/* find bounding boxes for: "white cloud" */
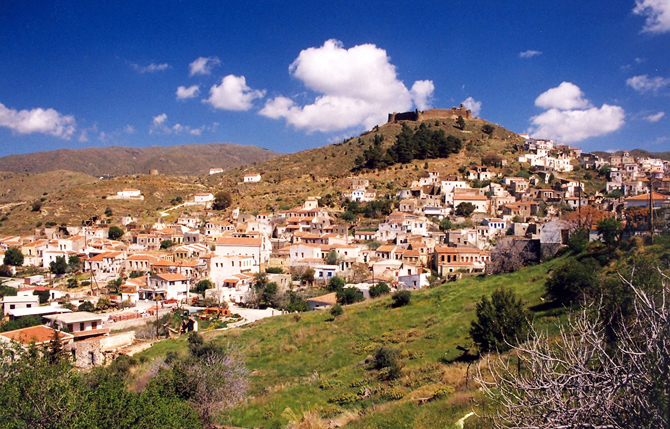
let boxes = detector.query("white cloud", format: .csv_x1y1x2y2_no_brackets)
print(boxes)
259,39,435,133
78,131,89,143
150,113,212,136
411,80,435,110
461,97,482,117
529,83,625,143
204,75,265,111
131,62,169,73
153,113,167,126
519,50,542,58
626,74,670,93
644,111,665,122
633,0,670,34
530,105,625,144
0,102,76,139
176,85,200,100
189,56,221,76
535,82,591,110
124,124,135,134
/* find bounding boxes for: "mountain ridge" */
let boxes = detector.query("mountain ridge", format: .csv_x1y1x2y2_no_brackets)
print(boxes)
0,143,280,176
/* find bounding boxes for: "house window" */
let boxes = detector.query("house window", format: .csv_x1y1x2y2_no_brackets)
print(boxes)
92,321,97,329
80,322,85,331
26,304,32,308
68,324,73,332
9,304,15,309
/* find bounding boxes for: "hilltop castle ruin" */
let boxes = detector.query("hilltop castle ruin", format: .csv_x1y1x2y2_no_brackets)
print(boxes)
387,105,473,123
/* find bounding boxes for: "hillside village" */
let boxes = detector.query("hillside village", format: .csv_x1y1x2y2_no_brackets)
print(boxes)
1,115,669,370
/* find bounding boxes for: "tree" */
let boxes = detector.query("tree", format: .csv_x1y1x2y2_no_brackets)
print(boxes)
470,287,528,354
341,211,355,222
96,296,112,311
104,206,113,217
160,239,175,249
369,282,391,298
545,258,600,305
455,202,476,217
31,200,41,212
50,256,68,275
67,255,82,272
482,152,502,167
482,124,495,135
284,292,309,312
194,279,213,294
108,226,124,240
3,247,24,267
33,289,49,304
567,227,590,253
324,250,340,265
456,115,466,130
391,290,411,307
47,328,65,364
477,270,670,428
486,241,530,275
336,287,364,305
78,301,96,312
301,268,315,286
597,217,623,246
212,191,233,211
439,218,454,231
327,276,346,293
151,333,249,426
67,278,79,289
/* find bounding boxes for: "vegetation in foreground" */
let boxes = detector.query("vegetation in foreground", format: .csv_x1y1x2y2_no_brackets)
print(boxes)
133,257,562,428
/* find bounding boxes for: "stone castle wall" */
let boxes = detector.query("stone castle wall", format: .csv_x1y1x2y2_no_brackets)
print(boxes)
388,105,473,123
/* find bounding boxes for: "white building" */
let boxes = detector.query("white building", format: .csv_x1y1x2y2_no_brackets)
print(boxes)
117,189,141,198
243,174,262,183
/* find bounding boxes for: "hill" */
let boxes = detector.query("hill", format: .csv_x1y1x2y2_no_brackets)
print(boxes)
0,143,280,176
0,170,98,205
0,114,527,233
136,256,564,428
592,149,670,161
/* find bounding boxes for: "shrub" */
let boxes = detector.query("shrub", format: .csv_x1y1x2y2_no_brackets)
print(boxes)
336,287,364,305
319,379,342,390
327,392,361,405
328,276,346,293
194,279,213,294
3,248,24,267
379,386,405,400
545,258,600,305
369,282,390,298
330,303,343,317
432,385,455,399
78,301,96,312
391,290,411,308
374,346,403,380
470,287,528,353
108,226,124,240
265,267,283,274
349,378,371,388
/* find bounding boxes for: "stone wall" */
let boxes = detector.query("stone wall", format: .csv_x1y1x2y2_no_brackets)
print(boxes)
388,105,473,123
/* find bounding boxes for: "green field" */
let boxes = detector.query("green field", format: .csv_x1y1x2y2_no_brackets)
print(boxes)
137,256,565,428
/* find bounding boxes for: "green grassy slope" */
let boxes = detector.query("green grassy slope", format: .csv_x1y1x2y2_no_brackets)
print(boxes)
137,256,565,428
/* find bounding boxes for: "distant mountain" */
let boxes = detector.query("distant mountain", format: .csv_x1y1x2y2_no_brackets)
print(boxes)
592,149,670,161
0,143,280,176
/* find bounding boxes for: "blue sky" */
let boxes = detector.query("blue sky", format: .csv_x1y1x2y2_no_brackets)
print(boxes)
0,1,668,157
